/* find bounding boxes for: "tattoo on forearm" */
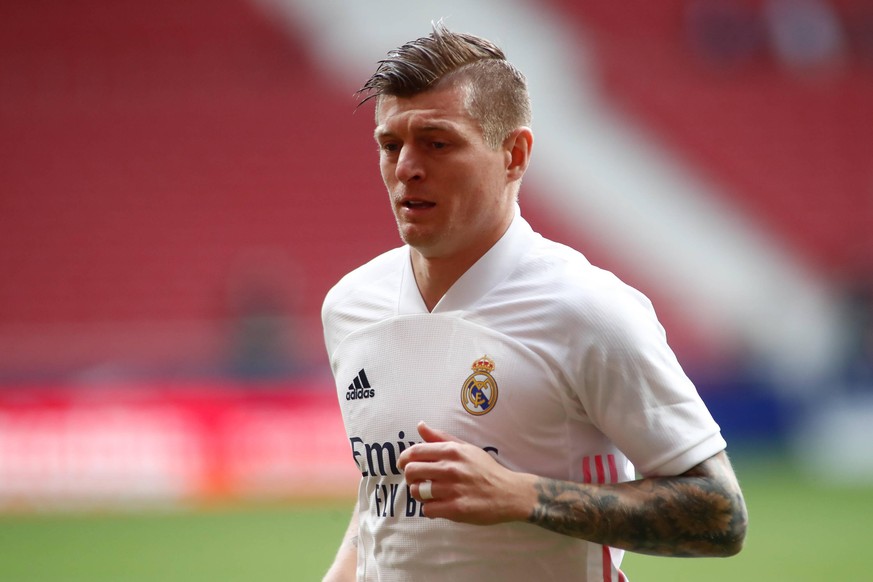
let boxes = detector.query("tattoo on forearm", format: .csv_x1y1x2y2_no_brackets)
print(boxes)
527,463,747,557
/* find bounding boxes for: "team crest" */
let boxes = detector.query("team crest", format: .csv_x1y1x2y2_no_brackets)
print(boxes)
461,356,498,416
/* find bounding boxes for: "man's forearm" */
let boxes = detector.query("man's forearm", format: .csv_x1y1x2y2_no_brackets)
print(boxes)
526,451,748,557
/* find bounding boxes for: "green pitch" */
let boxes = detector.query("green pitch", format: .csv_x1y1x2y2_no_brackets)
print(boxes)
0,500,355,582
0,455,869,581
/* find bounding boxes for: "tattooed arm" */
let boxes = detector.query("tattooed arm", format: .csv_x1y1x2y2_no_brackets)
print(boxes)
322,502,360,582
528,450,748,557
400,422,747,558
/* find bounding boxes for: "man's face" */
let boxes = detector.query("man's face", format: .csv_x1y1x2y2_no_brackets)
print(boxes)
374,84,517,262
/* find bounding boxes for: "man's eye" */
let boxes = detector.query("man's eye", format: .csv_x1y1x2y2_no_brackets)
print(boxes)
431,141,447,150
381,143,399,153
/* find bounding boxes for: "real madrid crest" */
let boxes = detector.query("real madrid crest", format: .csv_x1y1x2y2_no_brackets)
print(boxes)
461,355,498,416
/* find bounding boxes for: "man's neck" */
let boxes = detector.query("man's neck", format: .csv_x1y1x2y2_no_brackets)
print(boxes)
410,251,474,312
409,210,516,311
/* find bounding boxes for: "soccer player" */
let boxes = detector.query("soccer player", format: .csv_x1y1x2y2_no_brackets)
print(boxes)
321,23,748,581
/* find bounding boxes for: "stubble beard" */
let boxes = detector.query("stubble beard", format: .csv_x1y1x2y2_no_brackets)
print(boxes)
394,213,451,259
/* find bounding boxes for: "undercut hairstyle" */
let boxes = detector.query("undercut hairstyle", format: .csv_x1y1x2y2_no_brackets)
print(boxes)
358,22,532,150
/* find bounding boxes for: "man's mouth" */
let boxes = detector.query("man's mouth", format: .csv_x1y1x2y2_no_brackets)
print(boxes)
401,199,436,210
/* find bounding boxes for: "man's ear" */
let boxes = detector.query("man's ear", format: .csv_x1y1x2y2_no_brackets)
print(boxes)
504,127,534,181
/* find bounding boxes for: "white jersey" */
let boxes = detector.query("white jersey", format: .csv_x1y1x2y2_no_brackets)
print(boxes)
322,209,726,582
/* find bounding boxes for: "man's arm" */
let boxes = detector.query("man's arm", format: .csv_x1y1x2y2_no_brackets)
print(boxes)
322,503,360,582
398,422,747,558
528,450,747,557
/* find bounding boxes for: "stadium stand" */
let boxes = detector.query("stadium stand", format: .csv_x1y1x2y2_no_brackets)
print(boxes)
2,0,870,382
545,0,873,277
0,0,398,380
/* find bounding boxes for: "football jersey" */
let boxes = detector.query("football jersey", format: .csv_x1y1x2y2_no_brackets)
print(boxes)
322,208,726,582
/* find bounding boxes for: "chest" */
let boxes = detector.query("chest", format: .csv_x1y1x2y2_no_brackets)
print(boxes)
331,315,594,477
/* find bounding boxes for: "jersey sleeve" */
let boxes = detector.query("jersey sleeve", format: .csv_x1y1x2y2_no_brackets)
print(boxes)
567,273,726,477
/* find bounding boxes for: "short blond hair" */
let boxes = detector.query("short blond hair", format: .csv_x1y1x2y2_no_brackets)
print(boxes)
358,22,531,149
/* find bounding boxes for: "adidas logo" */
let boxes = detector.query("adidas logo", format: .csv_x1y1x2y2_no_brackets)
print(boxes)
346,369,375,401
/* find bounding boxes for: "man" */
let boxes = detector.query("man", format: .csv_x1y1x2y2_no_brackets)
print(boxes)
321,23,747,581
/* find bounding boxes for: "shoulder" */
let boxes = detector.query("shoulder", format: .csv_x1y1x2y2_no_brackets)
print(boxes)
522,236,657,326
471,232,665,362
323,246,406,311
321,246,406,354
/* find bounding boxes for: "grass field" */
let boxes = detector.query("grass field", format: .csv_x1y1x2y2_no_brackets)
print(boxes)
1,454,870,581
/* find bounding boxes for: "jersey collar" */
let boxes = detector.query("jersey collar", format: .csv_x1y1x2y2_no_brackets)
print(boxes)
398,205,536,315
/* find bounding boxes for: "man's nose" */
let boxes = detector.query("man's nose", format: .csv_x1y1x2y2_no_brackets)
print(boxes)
395,146,424,182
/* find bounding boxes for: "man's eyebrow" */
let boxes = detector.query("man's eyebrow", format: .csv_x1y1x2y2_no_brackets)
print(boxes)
419,124,454,133
374,121,457,140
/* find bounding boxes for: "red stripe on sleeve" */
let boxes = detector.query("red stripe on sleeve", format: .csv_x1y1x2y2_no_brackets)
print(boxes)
607,454,618,484
595,455,606,484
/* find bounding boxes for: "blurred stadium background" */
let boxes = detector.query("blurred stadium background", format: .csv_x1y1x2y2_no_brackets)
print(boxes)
1,0,872,579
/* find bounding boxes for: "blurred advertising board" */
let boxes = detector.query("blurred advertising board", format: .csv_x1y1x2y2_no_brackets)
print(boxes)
0,382,358,511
